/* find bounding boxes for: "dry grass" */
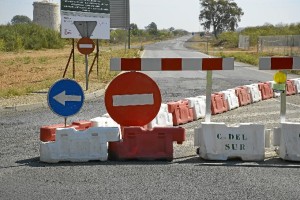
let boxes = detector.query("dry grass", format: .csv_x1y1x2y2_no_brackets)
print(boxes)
0,46,139,98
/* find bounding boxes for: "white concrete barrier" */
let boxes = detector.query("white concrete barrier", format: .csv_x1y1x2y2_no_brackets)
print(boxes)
185,97,206,120
268,81,281,97
278,122,300,161
40,127,121,163
245,84,262,103
147,103,173,129
221,89,239,110
291,78,300,94
194,122,265,161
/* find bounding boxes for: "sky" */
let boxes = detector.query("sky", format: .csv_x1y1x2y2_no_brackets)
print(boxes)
0,0,300,32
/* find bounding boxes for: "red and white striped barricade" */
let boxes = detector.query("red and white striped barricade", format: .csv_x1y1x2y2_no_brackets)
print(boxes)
110,58,234,71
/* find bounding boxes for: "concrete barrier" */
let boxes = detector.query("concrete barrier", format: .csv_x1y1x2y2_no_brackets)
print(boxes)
194,122,265,161
278,122,300,161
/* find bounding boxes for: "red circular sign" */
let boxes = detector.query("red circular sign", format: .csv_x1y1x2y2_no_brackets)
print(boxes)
105,72,161,126
77,37,95,55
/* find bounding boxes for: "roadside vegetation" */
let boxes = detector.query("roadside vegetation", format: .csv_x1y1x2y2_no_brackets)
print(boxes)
187,23,300,67
0,20,188,98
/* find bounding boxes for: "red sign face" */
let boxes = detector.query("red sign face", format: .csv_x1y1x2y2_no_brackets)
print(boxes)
105,72,162,126
77,37,95,55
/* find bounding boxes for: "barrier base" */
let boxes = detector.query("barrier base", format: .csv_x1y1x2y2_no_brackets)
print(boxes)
108,127,185,161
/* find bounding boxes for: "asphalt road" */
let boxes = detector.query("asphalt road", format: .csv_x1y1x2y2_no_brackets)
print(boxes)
1,35,300,200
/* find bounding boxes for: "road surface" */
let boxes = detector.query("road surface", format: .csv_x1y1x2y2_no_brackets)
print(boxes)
1,35,300,200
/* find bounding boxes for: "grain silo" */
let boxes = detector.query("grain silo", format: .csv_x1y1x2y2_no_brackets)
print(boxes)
33,0,60,31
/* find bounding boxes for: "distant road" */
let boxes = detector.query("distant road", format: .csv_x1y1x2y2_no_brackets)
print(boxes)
1,35,300,200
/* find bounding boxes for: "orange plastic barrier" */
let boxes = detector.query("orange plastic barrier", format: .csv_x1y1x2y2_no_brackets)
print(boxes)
258,82,273,100
108,127,185,161
211,93,228,115
235,87,251,106
72,121,92,130
286,80,296,96
40,124,78,142
167,100,194,126
40,121,92,142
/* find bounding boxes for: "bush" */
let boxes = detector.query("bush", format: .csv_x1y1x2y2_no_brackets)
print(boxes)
0,23,65,52
212,32,239,48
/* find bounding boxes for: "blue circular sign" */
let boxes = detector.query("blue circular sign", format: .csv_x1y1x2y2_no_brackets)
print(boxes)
48,79,84,117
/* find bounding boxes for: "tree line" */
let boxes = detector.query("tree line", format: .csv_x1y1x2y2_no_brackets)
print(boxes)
0,15,188,52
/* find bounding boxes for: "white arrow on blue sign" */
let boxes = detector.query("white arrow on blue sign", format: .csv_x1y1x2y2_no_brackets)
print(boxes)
48,79,84,117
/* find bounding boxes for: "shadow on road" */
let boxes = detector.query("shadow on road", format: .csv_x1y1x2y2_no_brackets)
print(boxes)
174,156,300,169
14,155,300,169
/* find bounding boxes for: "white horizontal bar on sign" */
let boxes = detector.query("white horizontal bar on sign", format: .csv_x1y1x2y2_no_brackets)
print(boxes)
259,57,271,70
293,57,300,69
113,94,154,106
79,44,94,48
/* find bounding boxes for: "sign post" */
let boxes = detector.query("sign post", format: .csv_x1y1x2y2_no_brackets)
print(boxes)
48,79,84,125
77,37,95,90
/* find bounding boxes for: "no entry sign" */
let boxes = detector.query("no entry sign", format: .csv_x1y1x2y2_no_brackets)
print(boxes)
105,72,162,126
77,37,95,55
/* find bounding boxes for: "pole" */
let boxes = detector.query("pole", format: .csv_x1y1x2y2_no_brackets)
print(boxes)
64,117,67,127
85,55,89,90
205,71,213,122
128,28,131,49
72,39,75,79
280,71,287,123
97,39,99,77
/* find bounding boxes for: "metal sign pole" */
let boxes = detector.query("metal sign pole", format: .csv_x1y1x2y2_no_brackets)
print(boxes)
280,70,287,123
85,55,89,90
205,71,213,122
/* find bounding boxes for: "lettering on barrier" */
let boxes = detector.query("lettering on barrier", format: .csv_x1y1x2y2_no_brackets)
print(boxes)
217,133,248,151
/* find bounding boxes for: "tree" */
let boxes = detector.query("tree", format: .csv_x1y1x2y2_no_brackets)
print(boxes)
199,0,243,38
11,15,32,25
145,22,158,35
130,23,139,36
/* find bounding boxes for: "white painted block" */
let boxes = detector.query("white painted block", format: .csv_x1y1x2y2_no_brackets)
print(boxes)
279,122,300,161
268,81,281,97
194,122,265,161
40,127,121,163
185,97,206,119
291,78,300,94
221,89,239,110
147,103,173,129
245,84,262,103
